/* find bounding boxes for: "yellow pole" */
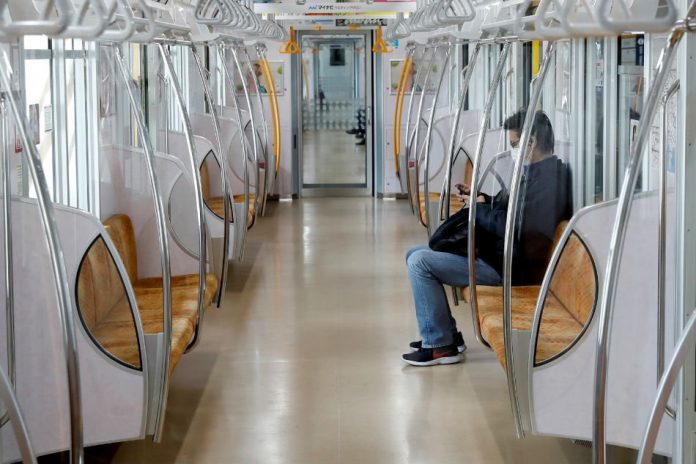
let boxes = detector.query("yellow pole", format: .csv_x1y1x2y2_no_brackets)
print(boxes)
260,59,281,176
393,57,412,177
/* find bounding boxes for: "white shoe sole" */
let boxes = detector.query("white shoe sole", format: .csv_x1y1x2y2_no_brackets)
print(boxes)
410,344,467,354
401,354,462,366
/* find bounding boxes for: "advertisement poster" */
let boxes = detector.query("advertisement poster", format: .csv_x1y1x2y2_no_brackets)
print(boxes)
29,104,40,145
234,60,284,96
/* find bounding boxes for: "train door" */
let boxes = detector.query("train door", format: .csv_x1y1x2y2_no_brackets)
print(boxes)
296,31,373,196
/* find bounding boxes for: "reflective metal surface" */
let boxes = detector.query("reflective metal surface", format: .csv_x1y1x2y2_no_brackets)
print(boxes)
0,50,84,464
466,43,511,349
158,43,208,351
502,41,557,439
592,27,683,464
191,44,232,308
113,44,172,443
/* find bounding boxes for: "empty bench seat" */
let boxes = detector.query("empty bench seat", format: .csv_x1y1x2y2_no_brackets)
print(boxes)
201,160,256,227
463,222,596,367
418,192,466,223
77,215,219,373
205,194,256,227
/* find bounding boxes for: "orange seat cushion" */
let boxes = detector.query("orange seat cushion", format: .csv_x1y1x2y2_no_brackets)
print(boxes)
418,192,466,223
100,214,220,373
206,195,255,226
471,286,583,367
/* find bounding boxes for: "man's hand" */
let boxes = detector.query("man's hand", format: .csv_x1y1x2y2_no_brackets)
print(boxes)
454,184,484,204
455,183,470,195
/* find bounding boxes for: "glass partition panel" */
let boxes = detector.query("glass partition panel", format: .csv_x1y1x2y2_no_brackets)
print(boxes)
301,35,369,189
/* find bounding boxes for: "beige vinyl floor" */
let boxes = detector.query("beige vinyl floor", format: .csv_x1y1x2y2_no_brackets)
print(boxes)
92,198,602,464
302,130,367,186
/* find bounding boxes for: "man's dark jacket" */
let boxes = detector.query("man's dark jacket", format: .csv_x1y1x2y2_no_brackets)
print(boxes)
475,155,572,285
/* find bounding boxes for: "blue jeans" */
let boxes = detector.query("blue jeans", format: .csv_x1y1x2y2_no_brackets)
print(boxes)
406,245,502,348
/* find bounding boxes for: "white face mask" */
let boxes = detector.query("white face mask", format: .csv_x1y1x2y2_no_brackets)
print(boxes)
510,147,521,162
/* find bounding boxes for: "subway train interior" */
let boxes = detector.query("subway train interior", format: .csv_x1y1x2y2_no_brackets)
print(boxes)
0,0,695,463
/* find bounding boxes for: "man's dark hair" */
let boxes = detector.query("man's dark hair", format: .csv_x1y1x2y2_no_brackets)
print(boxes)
503,109,555,155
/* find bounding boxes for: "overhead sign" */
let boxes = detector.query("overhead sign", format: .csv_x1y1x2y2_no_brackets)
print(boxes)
254,0,416,15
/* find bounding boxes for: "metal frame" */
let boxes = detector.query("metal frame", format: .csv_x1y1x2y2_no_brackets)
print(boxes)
422,41,452,236
466,41,512,349
157,43,208,351
295,30,374,197
229,43,260,221
0,49,84,464
190,43,232,308
112,43,172,444
0,95,15,429
217,43,250,256
411,44,439,221
0,364,37,464
591,16,691,463
441,42,481,220
637,308,696,464
241,45,270,215
501,41,557,439
403,44,431,212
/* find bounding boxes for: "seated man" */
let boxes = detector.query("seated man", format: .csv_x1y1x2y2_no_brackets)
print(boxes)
401,109,572,366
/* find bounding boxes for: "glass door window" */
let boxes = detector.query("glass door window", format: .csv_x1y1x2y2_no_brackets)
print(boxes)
300,33,371,192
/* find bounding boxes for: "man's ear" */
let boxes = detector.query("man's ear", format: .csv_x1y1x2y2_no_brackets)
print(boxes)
529,135,538,149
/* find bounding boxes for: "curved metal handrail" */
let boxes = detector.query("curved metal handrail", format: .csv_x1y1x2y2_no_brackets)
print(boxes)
393,45,415,183
422,42,452,235
501,41,557,439
158,43,208,352
0,50,84,464
217,43,250,257
636,309,696,464
441,42,481,220
466,42,511,350
403,44,430,213
242,45,270,215
256,44,281,192
112,44,172,443
230,43,260,225
190,43,232,308
591,8,694,461
0,364,37,463
411,44,440,226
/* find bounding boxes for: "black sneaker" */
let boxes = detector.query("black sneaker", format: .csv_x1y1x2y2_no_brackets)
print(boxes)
409,332,466,353
401,343,462,366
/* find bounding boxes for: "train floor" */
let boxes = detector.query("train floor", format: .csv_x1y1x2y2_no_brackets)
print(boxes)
85,197,597,464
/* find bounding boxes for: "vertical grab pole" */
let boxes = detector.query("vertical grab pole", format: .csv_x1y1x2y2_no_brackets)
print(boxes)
256,44,280,195
242,46,270,215
230,44,259,228
158,43,208,350
190,43,232,308
0,95,15,429
422,43,451,236
502,41,556,439
412,45,439,227
112,45,172,443
393,44,414,187
592,23,688,464
218,44,250,259
0,51,84,464
441,43,481,220
0,364,36,463
658,80,679,417
466,42,511,349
